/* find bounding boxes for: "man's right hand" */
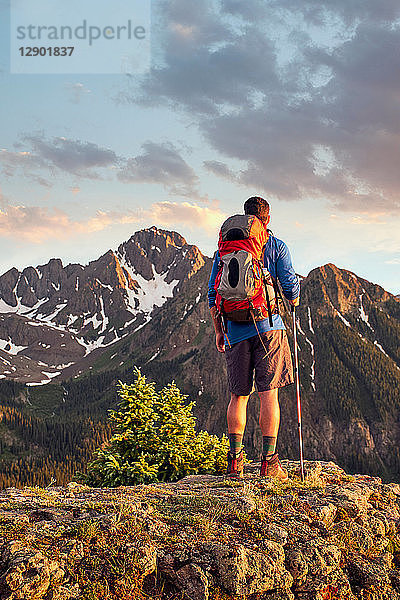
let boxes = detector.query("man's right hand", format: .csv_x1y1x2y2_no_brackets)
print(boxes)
216,332,225,353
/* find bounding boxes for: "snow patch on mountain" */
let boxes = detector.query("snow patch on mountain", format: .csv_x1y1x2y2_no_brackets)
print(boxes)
34,267,43,280
132,315,152,334
0,299,17,313
117,250,179,315
146,349,160,363
182,303,193,319
307,307,315,334
36,302,68,323
83,311,103,331
77,335,107,356
95,278,113,292
304,336,316,391
303,310,316,391
67,314,80,328
296,317,306,336
42,370,61,379
359,294,374,331
336,310,351,328
0,297,49,316
98,296,108,334
374,340,390,359
0,338,28,355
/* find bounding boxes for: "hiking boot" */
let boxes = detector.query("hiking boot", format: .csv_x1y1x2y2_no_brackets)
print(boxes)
260,452,288,481
226,450,244,478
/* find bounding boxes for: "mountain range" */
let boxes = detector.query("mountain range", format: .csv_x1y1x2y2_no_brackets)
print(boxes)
0,227,204,384
0,227,399,486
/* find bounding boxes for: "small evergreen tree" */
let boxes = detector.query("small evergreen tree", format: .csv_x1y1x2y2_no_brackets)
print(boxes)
82,368,229,486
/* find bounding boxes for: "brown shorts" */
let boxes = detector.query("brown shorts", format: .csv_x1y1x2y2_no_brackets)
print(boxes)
225,330,294,395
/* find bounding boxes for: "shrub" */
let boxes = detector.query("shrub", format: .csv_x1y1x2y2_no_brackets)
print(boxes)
82,368,229,486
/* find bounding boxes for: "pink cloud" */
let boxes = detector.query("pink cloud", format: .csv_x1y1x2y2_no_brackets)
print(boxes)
0,200,225,243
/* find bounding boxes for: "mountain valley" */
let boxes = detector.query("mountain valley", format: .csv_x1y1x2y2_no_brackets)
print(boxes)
0,227,399,487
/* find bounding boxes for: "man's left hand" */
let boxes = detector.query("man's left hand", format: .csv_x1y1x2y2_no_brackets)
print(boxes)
215,332,225,353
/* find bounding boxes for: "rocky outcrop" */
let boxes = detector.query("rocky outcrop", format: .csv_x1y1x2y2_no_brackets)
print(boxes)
0,461,399,599
303,263,393,319
116,226,205,285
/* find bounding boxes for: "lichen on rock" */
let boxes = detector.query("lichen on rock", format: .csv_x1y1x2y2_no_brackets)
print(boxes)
0,460,399,599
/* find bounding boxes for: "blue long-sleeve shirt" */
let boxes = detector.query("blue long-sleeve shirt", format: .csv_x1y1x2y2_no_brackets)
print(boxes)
208,235,300,345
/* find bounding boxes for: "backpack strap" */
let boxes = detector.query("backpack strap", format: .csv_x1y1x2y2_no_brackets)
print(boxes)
249,307,269,359
218,299,232,348
260,232,289,316
271,235,289,314
263,283,274,327
260,233,275,326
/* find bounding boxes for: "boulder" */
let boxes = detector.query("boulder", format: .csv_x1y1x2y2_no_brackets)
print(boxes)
0,541,64,600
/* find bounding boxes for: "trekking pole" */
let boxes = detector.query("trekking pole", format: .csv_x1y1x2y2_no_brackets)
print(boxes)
292,305,305,481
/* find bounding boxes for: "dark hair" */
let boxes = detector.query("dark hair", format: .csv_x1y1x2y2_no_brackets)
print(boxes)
244,196,270,223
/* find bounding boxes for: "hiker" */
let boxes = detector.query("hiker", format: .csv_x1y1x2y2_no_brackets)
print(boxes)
208,196,300,479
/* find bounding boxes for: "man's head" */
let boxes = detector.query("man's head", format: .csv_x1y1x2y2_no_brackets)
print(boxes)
244,196,270,225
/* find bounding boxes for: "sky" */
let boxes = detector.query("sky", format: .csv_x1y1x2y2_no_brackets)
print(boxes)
0,0,399,294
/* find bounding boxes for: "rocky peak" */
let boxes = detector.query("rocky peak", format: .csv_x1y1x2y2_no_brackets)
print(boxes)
85,250,131,290
138,226,187,250
302,263,392,320
0,268,20,307
116,226,205,284
0,258,69,310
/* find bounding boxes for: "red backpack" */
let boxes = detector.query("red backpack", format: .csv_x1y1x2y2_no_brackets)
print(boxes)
214,214,277,326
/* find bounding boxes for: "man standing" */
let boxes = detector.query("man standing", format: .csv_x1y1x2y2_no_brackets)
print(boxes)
208,197,300,479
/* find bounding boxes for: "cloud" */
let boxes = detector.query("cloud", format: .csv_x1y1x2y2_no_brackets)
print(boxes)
2,135,204,198
269,0,400,25
334,193,398,216
132,1,278,115
221,0,269,21
128,2,400,215
350,214,387,225
160,0,232,47
222,0,400,25
203,160,237,180
0,198,224,243
65,82,91,103
0,136,119,182
198,23,400,211
0,148,50,186
0,204,79,243
143,200,226,232
0,202,140,244
25,135,119,178
118,141,199,196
